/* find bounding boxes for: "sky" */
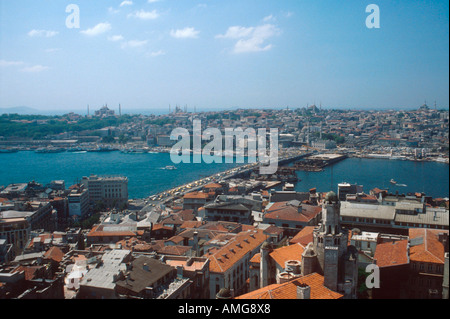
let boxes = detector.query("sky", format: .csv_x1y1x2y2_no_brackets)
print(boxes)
0,0,449,114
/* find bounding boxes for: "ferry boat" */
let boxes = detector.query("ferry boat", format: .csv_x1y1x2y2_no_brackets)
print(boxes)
390,179,397,184
162,165,177,170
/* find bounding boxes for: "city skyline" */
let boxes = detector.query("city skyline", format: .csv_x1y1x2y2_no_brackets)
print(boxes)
0,0,449,112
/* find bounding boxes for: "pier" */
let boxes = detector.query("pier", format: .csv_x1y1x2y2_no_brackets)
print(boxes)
293,153,347,172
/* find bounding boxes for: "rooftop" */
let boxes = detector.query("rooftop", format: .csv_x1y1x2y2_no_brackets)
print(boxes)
235,273,343,299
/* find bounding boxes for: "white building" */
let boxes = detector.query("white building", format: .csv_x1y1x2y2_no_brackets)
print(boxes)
68,187,90,220
81,175,128,208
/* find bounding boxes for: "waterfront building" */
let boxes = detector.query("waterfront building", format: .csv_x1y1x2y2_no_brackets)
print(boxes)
157,135,175,147
183,192,209,211
81,175,128,208
311,139,337,150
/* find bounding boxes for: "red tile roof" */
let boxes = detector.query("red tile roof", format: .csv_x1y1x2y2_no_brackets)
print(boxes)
183,191,209,199
235,273,343,299
44,246,64,263
409,228,448,264
373,239,409,268
269,243,305,268
265,202,321,223
207,230,267,273
290,226,315,246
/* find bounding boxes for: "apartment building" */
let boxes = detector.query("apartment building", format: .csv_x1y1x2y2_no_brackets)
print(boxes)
206,229,267,299
81,175,128,208
68,187,90,220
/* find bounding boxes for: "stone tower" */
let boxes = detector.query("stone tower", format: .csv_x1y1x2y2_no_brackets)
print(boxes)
312,191,356,297
260,241,274,288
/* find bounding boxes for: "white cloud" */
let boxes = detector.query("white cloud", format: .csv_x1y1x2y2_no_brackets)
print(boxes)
147,0,160,3
80,23,112,36
120,1,133,7
170,27,200,39
148,50,165,57
263,15,275,22
121,40,148,49
216,26,254,39
28,29,59,38
21,65,49,73
108,7,120,14
216,24,280,53
0,60,24,67
128,10,159,20
108,35,124,42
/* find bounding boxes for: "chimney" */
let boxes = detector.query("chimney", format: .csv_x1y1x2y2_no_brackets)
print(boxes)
193,231,199,256
297,284,311,300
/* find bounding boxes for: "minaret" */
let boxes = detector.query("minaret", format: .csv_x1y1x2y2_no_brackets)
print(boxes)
119,104,122,116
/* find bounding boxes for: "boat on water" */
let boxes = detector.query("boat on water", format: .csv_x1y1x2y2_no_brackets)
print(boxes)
435,157,449,163
390,179,397,184
162,165,177,170
88,147,116,152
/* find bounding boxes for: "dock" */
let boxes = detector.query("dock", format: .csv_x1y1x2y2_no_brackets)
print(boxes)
294,153,347,171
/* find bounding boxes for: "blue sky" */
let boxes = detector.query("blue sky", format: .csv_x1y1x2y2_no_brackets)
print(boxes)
0,0,448,113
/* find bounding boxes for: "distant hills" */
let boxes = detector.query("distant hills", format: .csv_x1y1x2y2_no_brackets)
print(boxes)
0,106,41,115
